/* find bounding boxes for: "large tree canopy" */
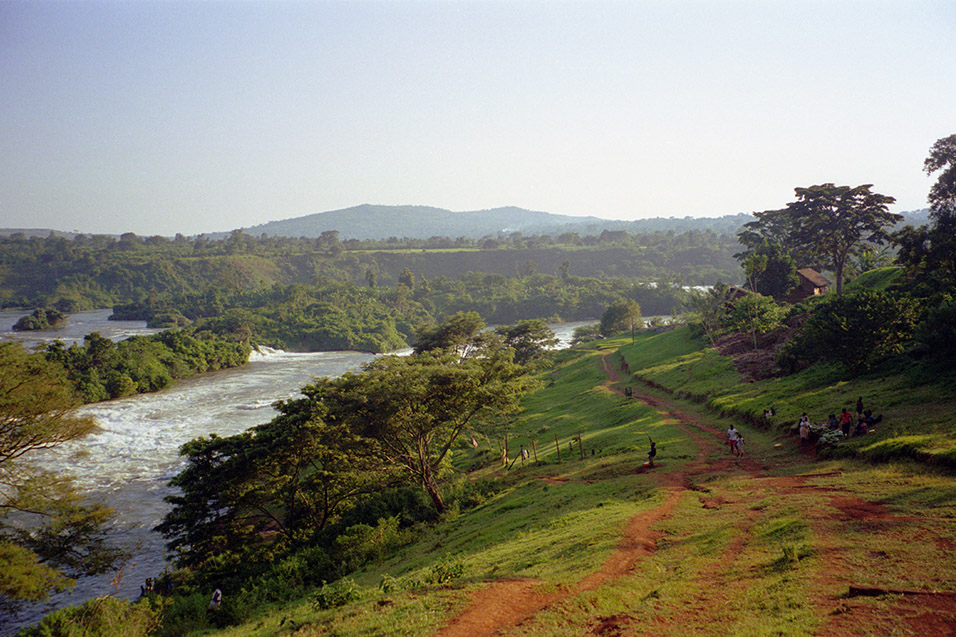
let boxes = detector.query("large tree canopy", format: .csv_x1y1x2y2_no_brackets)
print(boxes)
740,242,799,299
494,319,558,366
0,343,122,605
599,299,642,337
305,347,532,513
744,183,899,295
895,134,956,288
158,402,382,569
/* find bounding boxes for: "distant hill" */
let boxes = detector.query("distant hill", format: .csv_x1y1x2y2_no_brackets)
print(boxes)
0,207,931,242
230,205,602,241
228,205,932,241
230,205,762,241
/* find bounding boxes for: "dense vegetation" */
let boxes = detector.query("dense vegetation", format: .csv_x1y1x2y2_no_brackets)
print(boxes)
11,308,67,331
4,135,954,634
0,227,740,352
42,328,251,404
0,344,124,611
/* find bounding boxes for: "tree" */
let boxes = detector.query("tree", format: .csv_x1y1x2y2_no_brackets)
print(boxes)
0,343,122,604
739,242,799,299
925,134,956,216
895,134,956,287
748,184,900,294
495,319,559,366
725,293,786,350
158,403,381,569
599,299,642,337
306,348,532,513
801,290,919,375
398,267,415,290
687,284,735,347
413,311,487,359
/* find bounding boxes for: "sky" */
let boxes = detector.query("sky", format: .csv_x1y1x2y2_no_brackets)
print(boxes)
2,1,954,237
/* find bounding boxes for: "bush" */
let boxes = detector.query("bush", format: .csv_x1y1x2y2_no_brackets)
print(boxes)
915,295,956,360
334,517,407,571
20,596,165,637
310,578,364,610
444,477,501,510
423,556,465,586
800,290,920,375
571,323,601,346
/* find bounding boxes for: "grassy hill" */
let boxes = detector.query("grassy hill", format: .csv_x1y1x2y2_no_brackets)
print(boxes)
98,326,954,637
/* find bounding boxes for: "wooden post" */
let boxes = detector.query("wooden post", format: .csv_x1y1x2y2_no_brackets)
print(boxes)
502,435,508,466
554,434,561,462
531,438,538,462
578,434,584,460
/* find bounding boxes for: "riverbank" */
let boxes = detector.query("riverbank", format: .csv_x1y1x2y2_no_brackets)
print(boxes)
28,328,956,636
226,333,956,635
3,319,593,635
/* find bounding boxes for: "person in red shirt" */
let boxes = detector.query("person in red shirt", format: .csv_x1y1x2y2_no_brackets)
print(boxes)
839,408,853,437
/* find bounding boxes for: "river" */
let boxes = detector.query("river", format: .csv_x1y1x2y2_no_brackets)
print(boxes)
0,311,593,633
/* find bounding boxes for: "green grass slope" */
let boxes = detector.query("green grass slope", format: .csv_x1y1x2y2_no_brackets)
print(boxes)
621,326,956,468
181,333,956,636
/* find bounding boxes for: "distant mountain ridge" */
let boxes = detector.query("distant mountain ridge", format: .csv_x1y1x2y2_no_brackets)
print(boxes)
234,204,930,241
233,204,604,241
0,207,931,241
232,204,763,241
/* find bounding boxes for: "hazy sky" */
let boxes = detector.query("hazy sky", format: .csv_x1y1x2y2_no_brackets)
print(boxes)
2,1,954,236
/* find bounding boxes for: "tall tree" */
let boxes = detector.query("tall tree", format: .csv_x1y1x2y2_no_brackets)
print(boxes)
895,134,956,287
413,311,487,359
158,403,382,568
740,242,799,299
599,299,642,337
306,348,531,513
495,319,558,366
748,184,899,294
0,343,122,604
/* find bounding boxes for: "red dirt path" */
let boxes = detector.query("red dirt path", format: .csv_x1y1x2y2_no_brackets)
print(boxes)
433,350,956,636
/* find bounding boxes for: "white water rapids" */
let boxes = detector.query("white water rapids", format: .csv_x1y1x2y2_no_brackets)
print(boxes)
1,312,591,633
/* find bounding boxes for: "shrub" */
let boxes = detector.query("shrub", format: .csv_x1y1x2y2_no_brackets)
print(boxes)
19,596,165,637
334,517,407,571
310,578,364,610
915,294,956,360
800,290,920,375
423,556,465,586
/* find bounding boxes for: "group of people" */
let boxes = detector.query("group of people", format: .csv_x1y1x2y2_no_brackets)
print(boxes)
801,396,882,441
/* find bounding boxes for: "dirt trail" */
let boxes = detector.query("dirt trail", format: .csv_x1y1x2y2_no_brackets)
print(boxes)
436,352,740,636
435,350,956,636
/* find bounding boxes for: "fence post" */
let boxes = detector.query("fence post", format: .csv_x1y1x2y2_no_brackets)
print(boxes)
531,438,538,462
554,434,561,462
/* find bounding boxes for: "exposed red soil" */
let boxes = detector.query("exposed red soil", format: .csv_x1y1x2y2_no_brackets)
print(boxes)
433,350,956,637
713,321,800,382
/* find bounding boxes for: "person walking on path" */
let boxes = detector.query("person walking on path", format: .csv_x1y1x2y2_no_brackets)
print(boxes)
727,425,740,456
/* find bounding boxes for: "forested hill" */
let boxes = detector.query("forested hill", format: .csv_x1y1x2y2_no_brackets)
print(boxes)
225,206,931,242
233,205,760,241
234,205,603,240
